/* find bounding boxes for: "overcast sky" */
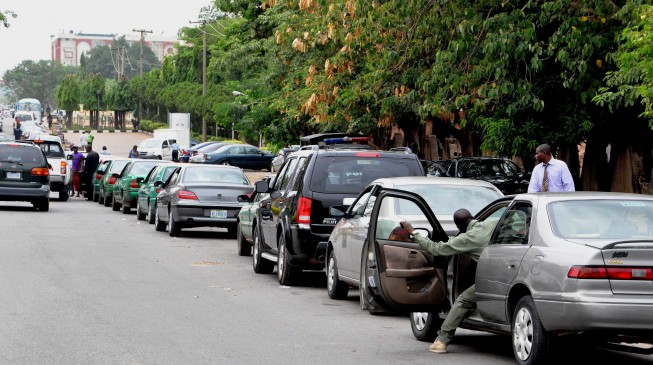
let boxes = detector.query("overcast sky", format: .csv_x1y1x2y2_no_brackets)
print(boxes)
1,0,211,73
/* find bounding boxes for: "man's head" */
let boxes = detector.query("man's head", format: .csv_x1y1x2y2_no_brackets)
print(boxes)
534,144,552,164
453,209,473,233
72,145,78,152
102,146,107,151
85,145,92,152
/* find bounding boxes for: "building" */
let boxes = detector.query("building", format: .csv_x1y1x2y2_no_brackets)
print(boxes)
51,30,178,67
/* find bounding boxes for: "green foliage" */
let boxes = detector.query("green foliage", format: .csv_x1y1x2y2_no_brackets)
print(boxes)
1,9,16,28
3,60,77,106
139,119,168,132
57,74,81,112
84,36,161,79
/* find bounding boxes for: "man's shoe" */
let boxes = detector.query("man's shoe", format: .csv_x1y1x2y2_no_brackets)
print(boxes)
429,340,447,354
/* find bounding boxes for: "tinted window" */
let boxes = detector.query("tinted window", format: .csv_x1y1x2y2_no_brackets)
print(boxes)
161,166,177,182
492,203,532,245
182,167,249,185
131,161,163,175
278,158,299,191
0,146,45,164
35,141,64,158
458,159,520,178
144,165,159,183
397,184,502,216
310,157,420,194
109,160,130,174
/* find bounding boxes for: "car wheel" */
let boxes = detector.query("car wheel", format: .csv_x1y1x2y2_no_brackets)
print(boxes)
121,202,131,214
277,233,301,286
157,155,162,160
359,242,385,315
237,222,252,256
111,195,121,211
219,161,230,166
512,296,549,365
136,200,146,220
103,193,111,207
252,228,273,274
168,210,181,236
147,200,156,224
93,188,99,202
36,198,49,212
154,205,166,232
58,190,69,201
326,250,349,299
410,312,442,342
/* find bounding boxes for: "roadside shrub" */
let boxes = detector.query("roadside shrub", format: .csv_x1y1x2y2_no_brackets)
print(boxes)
139,119,167,132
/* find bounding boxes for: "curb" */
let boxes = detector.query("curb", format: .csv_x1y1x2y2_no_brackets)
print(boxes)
62,130,146,133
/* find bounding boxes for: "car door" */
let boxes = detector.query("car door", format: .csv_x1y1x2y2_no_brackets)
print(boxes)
475,200,533,324
363,188,450,312
157,168,181,222
242,146,263,169
138,165,159,210
259,158,293,248
227,145,246,167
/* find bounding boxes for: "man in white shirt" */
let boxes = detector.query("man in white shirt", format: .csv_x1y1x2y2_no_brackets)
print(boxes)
79,131,88,148
528,144,575,192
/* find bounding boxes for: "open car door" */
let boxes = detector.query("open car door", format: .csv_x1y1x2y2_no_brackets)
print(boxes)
362,188,450,312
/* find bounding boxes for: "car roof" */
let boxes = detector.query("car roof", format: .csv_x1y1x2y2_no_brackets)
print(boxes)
515,191,653,203
373,176,504,191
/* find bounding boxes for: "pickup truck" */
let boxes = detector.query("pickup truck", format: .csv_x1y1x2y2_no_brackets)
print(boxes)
30,135,72,201
137,138,175,160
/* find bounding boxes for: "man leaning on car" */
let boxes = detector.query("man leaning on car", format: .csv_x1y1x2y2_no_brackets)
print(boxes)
400,209,497,354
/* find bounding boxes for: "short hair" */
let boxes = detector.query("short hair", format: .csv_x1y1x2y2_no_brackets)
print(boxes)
536,144,552,155
102,146,107,150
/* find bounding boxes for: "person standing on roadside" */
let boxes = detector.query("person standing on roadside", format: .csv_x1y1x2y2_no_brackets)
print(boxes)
399,209,498,354
527,144,575,193
79,131,88,149
86,131,94,149
70,146,85,197
47,113,53,129
129,145,139,158
83,145,100,200
171,139,180,162
99,146,111,156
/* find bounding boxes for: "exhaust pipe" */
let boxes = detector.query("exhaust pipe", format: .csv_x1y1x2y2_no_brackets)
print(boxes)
317,255,325,263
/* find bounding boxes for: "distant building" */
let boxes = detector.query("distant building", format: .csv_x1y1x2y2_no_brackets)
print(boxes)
51,30,178,67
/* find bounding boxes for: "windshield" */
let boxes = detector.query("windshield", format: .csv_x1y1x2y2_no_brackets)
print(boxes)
397,184,502,216
0,146,45,164
16,114,34,122
549,200,653,239
182,167,249,185
138,139,162,148
34,141,65,158
457,159,520,178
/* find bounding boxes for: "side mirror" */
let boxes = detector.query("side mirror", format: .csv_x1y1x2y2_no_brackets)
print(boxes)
255,180,270,193
153,181,163,188
237,194,252,203
136,177,144,184
329,205,347,218
66,154,73,160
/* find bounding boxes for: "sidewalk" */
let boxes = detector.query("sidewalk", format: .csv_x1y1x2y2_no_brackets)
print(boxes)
62,131,151,158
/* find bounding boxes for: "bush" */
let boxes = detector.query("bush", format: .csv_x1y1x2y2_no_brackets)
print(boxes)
139,119,167,132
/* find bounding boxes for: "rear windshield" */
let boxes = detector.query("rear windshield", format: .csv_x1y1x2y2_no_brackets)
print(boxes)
0,145,45,164
182,167,249,185
34,141,64,158
15,114,34,122
109,160,130,174
310,156,422,194
138,139,162,148
549,200,653,239
130,161,164,175
396,184,503,216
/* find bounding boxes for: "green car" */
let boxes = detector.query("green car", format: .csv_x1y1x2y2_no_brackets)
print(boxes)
91,156,117,202
112,160,171,214
98,158,131,207
135,163,180,223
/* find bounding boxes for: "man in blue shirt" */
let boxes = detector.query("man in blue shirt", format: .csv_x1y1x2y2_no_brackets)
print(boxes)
171,139,180,162
528,144,575,192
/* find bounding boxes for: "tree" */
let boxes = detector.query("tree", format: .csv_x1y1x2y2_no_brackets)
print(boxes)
84,36,161,80
56,74,81,128
3,60,76,107
1,9,16,28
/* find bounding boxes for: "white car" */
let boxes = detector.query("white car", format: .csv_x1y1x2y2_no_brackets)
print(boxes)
137,138,174,160
30,135,72,201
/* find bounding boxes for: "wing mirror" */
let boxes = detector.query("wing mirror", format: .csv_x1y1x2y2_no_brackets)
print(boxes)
237,194,252,203
153,181,163,188
136,177,144,184
329,205,347,218
255,180,270,193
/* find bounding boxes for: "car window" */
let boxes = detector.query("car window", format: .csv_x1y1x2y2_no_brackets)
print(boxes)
34,141,64,158
131,161,162,175
491,203,532,245
229,146,244,155
376,197,427,243
0,146,45,164
144,165,158,183
278,158,299,191
290,157,308,190
351,191,372,217
167,170,180,186
397,184,502,216
97,160,111,173
110,160,130,174
162,166,177,182
182,167,249,185
272,158,292,191
310,156,420,194
162,141,169,148
244,146,259,155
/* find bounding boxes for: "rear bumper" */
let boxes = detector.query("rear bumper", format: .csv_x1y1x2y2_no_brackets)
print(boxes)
173,204,241,229
537,298,653,334
122,191,139,207
0,185,50,201
287,225,329,269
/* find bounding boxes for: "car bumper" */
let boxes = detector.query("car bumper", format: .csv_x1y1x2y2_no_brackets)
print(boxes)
122,190,139,207
537,297,653,334
0,185,50,201
287,224,329,269
173,204,242,228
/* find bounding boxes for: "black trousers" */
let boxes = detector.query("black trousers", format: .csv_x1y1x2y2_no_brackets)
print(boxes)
172,150,179,162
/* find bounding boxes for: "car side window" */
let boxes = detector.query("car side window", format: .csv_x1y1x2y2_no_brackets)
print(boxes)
290,157,308,191
144,166,157,183
278,158,299,191
272,159,292,190
244,147,259,155
163,141,169,148
350,191,372,218
491,203,532,245
167,170,180,186
375,196,429,242
230,146,244,155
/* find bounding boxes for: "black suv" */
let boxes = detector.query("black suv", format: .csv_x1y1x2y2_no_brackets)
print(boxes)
0,141,51,211
426,157,530,194
252,142,425,285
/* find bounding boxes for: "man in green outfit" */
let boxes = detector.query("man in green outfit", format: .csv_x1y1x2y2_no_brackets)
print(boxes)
400,208,497,354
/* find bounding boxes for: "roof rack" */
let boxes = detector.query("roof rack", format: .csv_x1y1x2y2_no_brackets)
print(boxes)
389,147,413,154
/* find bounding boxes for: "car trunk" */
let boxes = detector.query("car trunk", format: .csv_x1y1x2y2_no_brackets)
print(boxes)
185,183,253,204
309,191,352,234
600,241,653,295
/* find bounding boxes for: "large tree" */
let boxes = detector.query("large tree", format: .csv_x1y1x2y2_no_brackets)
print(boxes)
84,37,161,80
3,60,76,107
1,9,16,28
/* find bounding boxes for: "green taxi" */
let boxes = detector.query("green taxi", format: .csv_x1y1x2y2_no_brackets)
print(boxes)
98,158,131,207
135,163,180,222
91,156,116,202
112,160,171,214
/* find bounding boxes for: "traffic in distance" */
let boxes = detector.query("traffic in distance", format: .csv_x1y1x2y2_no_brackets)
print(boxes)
0,114,651,364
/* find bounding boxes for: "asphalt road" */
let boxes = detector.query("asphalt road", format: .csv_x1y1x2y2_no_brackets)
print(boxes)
1,117,651,364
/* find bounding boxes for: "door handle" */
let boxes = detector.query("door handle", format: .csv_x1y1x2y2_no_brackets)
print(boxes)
508,264,516,270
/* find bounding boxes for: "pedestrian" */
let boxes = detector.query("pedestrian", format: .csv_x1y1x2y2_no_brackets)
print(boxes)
410,142,425,160
129,145,139,158
70,146,85,197
47,113,53,129
171,139,180,162
527,144,575,193
83,145,100,200
79,131,88,148
86,131,94,148
399,209,498,354
99,146,111,156
13,124,22,141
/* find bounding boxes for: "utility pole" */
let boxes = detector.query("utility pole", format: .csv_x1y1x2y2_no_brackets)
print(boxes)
132,28,153,127
189,20,207,142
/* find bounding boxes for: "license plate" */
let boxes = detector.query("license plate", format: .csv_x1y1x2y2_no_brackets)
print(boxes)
210,210,227,218
6,172,21,179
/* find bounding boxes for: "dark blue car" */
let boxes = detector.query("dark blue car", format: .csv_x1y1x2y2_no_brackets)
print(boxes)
190,144,274,171
180,140,213,163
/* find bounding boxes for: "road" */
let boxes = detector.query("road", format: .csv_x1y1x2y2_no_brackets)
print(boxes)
1,118,651,364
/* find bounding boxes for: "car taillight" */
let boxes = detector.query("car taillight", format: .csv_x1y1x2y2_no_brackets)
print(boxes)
178,190,198,200
297,197,312,224
568,266,653,280
156,187,161,193
60,161,66,174
355,152,380,157
31,167,49,176
129,179,140,188
107,177,117,184
96,173,102,180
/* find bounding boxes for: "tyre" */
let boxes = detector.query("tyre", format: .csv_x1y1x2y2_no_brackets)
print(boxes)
147,200,156,224
154,205,166,232
252,228,274,274
36,198,49,212
237,222,252,256
103,194,111,207
277,233,301,286
326,250,349,299
93,188,99,202
168,210,181,236
157,155,162,160
512,296,549,365
58,190,69,201
111,195,120,211
219,161,230,166
121,202,131,214
136,200,146,220
410,312,442,342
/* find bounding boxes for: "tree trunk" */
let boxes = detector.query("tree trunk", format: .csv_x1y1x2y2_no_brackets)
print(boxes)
582,138,611,192
559,144,581,191
610,143,635,193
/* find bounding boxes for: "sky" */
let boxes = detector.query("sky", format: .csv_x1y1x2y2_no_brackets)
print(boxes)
0,0,212,73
